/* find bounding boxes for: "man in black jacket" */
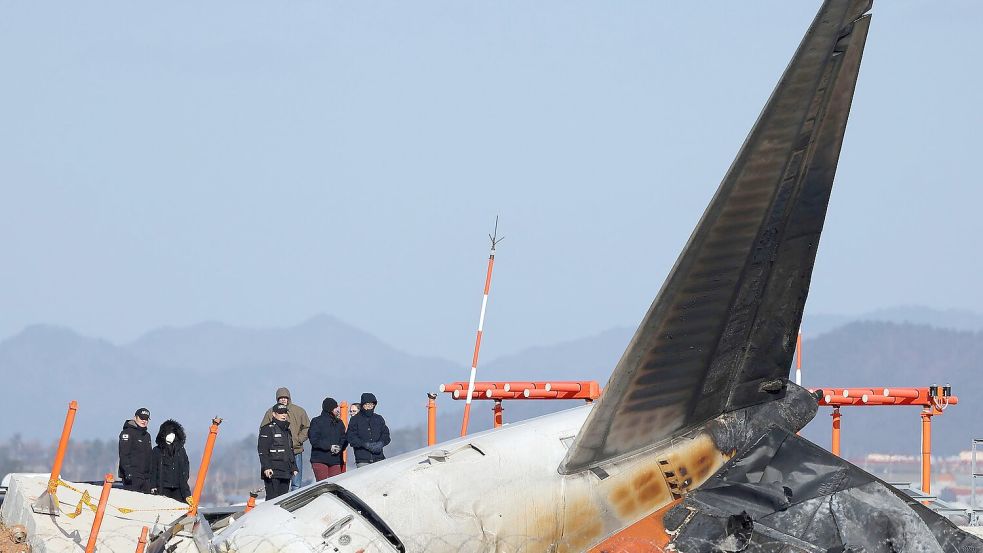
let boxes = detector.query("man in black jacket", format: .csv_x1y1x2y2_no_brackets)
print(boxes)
309,397,348,480
345,393,391,468
118,407,153,493
149,419,192,503
258,403,299,500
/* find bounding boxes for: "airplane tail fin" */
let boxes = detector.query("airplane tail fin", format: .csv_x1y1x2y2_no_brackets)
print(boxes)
560,0,872,474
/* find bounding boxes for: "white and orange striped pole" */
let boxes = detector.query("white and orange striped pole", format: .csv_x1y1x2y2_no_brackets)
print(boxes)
460,218,502,437
795,330,803,386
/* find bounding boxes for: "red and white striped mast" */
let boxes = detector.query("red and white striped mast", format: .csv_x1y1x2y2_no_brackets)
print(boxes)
795,329,803,386
460,217,503,437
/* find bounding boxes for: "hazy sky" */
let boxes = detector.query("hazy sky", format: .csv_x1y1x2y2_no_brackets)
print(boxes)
1,1,980,364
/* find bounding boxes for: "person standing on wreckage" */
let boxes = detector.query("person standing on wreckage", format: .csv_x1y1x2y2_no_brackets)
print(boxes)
309,397,348,480
345,393,390,468
258,403,299,500
259,387,310,490
118,407,153,493
149,419,192,503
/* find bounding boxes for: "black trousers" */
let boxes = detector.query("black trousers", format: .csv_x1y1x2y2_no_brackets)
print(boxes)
123,475,151,493
264,477,290,500
159,486,187,502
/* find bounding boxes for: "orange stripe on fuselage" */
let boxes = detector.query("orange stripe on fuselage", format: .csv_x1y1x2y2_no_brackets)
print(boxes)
588,498,681,553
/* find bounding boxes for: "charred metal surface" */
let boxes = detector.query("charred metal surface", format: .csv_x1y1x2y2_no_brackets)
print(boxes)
561,0,873,474
705,382,819,455
666,427,983,552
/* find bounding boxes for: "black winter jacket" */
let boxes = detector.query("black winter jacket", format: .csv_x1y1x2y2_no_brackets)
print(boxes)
309,413,348,466
345,409,391,463
149,420,192,499
258,419,299,480
118,420,152,482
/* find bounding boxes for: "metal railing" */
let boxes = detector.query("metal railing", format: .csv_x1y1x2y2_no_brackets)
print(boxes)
971,438,983,525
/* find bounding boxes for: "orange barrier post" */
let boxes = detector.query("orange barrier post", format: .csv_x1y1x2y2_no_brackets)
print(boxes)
492,400,503,428
340,402,349,471
33,400,79,515
831,407,841,456
188,417,222,516
244,491,258,514
426,394,437,445
134,526,148,553
921,408,932,494
84,474,114,553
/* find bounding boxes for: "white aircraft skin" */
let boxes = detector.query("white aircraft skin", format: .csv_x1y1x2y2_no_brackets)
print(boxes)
210,405,732,553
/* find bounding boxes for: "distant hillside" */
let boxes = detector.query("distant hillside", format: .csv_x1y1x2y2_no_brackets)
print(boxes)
0,324,185,444
474,321,983,456
4,314,981,471
126,314,448,376
0,317,457,453
125,314,457,431
802,306,983,337
797,321,983,457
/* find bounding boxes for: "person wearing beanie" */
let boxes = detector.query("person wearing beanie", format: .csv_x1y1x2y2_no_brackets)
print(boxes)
258,403,299,500
259,387,310,490
308,397,348,481
345,392,391,468
149,419,192,503
118,407,153,493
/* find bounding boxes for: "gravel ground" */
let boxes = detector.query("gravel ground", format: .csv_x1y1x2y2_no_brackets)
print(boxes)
0,523,29,553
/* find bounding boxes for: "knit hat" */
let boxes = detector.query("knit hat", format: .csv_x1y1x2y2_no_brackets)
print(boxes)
322,397,339,412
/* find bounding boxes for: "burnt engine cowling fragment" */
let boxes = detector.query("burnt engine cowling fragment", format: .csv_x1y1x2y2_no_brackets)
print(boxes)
665,426,983,552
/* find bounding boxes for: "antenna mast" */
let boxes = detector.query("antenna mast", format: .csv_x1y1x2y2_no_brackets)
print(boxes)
460,217,503,436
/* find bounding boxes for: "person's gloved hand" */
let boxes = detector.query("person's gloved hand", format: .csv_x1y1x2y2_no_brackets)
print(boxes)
330,444,341,454
367,441,384,454
263,468,273,479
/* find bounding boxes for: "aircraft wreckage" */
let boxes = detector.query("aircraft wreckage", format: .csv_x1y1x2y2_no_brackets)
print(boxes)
148,0,983,551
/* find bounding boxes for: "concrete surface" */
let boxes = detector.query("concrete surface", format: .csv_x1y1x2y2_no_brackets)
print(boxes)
962,525,983,538
0,474,196,553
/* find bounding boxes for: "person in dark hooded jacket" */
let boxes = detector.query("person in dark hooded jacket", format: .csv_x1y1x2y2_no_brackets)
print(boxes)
345,393,391,468
149,419,192,503
309,397,348,480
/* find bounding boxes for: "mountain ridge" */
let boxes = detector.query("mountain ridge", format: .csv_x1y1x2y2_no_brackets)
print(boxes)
3,309,981,458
